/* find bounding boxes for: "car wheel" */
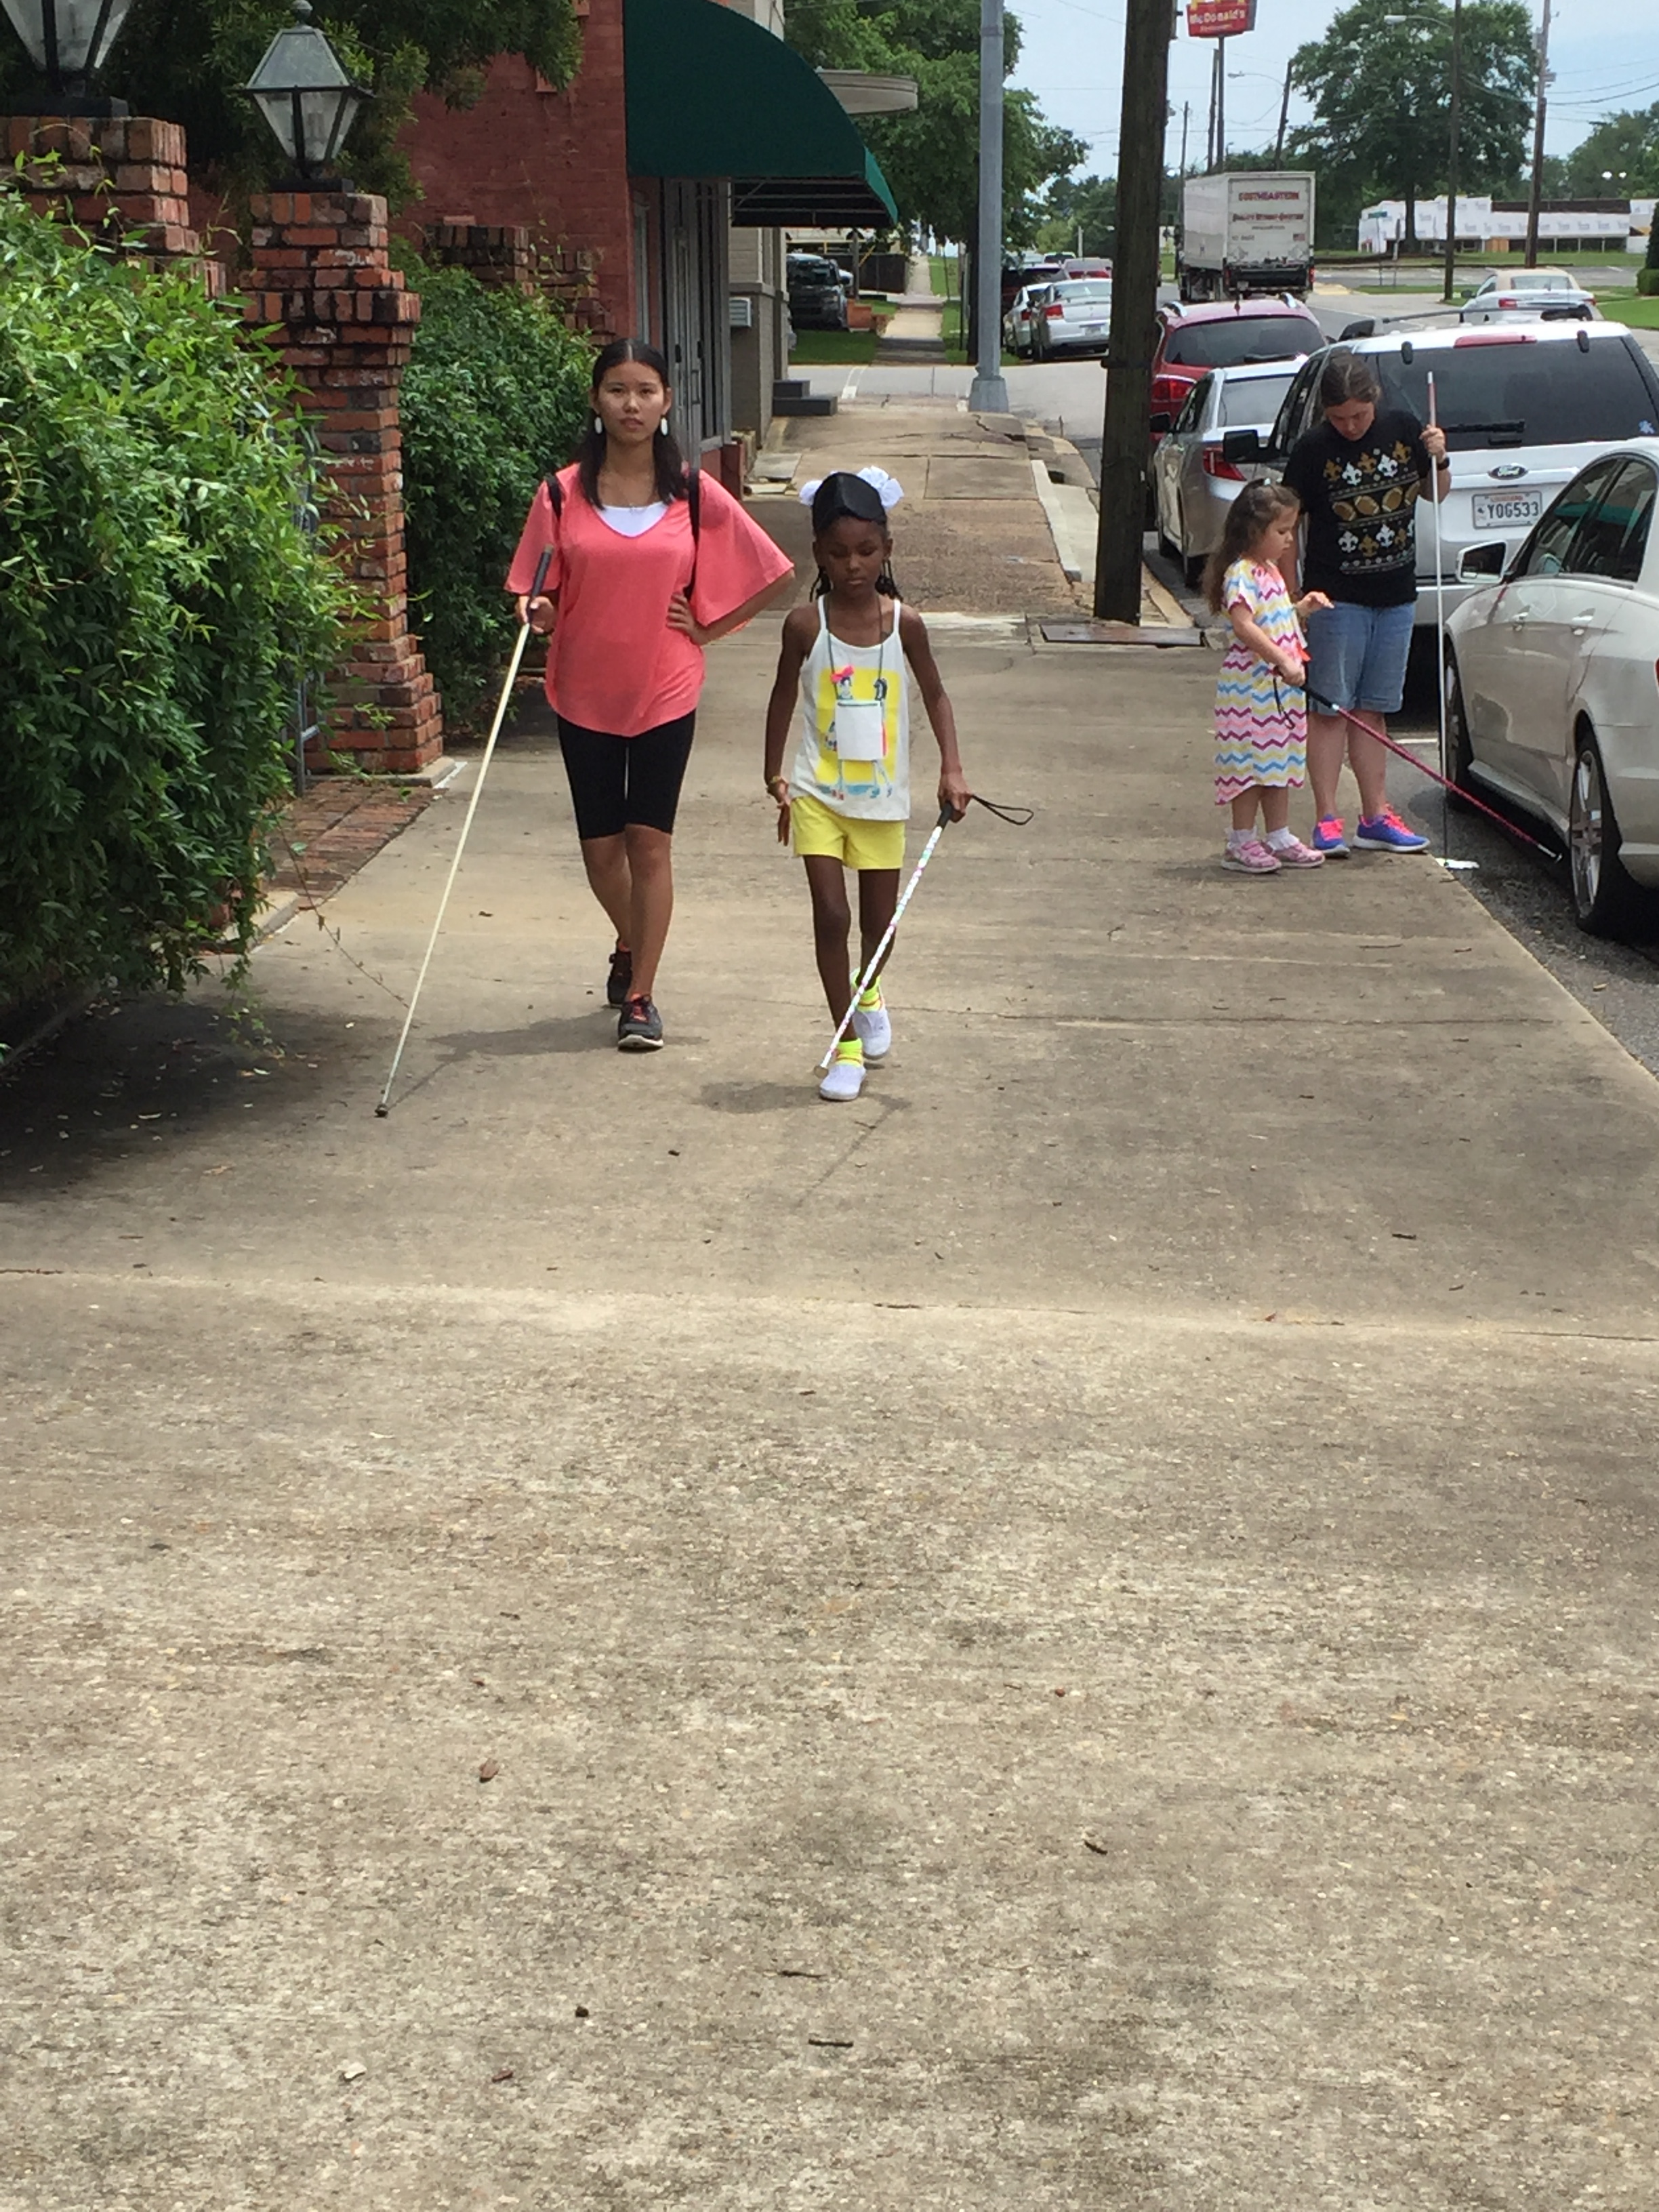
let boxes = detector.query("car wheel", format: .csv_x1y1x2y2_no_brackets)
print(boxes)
1443,653,1475,810
1569,728,1644,936
1183,548,1205,590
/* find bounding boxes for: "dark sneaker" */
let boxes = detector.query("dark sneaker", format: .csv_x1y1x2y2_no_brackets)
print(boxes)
617,992,663,1050
606,943,633,1007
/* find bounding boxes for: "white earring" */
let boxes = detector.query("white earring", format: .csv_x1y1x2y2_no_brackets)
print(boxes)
657,419,669,436
594,414,603,435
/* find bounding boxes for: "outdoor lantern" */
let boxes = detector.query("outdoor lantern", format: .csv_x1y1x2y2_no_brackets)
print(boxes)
241,0,371,186
0,0,138,111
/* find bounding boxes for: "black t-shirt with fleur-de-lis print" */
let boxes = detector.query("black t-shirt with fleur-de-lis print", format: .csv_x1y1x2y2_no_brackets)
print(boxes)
1282,409,1433,608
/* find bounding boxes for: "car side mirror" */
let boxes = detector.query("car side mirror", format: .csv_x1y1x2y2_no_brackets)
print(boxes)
1221,428,1263,466
1338,318,1376,340
1457,543,1507,582
1150,412,1173,434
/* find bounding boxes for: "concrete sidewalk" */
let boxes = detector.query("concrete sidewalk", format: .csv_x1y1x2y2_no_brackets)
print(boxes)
3,630,1658,2208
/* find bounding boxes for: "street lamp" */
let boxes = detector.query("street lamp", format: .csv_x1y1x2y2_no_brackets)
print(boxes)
241,0,371,189
0,0,137,114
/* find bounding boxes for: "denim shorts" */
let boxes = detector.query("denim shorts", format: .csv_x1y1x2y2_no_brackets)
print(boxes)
1305,600,1415,716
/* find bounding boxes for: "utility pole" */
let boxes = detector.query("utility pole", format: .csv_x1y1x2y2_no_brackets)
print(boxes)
1093,0,1174,621
1206,42,1218,169
1523,0,1552,268
1441,0,1462,304
968,0,1008,413
1273,58,1292,165
1216,35,1226,165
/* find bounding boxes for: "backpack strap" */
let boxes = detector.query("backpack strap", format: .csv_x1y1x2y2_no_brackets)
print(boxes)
543,469,564,519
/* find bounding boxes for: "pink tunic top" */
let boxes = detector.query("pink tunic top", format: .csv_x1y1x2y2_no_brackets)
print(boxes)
506,466,796,737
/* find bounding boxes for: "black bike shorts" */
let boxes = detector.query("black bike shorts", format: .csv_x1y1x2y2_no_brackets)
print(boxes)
556,712,697,841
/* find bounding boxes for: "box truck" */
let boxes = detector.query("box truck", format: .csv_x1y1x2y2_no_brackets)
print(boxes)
1178,172,1315,302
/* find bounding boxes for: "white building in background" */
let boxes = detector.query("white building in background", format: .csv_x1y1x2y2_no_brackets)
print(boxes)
1357,197,1656,255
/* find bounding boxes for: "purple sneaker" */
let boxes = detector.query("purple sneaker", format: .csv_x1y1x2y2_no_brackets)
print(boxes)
1355,808,1429,853
1312,815,1349,856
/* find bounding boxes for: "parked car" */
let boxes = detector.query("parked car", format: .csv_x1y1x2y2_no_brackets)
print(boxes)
1029,278,1113,359
1058,257,1112,281
1001,260,1065,318
1460,268,1597,324
1148,298,1324,441
1004,283,1047,357
1443,443,1659,934
1150,361,1303,586
787,253,848,331
1223,321,1659,632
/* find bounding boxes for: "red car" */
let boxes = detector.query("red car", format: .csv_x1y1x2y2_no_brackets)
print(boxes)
1148,299,1323,441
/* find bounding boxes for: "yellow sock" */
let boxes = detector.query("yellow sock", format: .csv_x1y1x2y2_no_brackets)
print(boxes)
857,979,882,1010
835,1037,863,1064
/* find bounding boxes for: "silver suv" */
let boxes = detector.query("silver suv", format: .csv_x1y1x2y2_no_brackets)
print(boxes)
1225,321,1659,626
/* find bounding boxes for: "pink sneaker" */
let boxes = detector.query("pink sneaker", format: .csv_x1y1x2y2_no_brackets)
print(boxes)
1268,834,1326,869
1222,837,1281,874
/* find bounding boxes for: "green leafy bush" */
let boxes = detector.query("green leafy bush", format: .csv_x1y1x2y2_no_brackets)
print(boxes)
395,251,592,721
0,193,348,1002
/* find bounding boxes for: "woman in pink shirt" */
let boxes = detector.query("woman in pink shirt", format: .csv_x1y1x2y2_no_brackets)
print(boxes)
506,339,796,1049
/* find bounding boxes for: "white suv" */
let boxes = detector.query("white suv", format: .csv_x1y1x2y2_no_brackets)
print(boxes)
1225,321,1659,628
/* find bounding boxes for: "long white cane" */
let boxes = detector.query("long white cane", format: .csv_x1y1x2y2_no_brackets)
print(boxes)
375,546,554,1115
1427,371,1451,819
818,804,954,1070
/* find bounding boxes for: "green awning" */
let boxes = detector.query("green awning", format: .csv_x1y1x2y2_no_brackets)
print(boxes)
625,0,899,228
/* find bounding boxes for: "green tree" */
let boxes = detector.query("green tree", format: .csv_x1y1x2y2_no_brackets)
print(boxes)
0,192,348,1000
1291,0,1536,249
1559,106,1659,198
0,1,583,207
1038,173,1116,258
785,0,1084,245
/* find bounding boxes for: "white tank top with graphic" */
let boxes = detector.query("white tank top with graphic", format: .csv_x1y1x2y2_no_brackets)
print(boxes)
787,594,910,821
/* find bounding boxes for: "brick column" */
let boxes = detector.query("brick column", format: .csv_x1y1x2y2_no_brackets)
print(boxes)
244,191,442,775
420,220,537,293
5,115,223,292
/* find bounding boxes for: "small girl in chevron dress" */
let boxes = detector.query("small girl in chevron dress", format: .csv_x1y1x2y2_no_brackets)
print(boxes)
1206,480,1332,874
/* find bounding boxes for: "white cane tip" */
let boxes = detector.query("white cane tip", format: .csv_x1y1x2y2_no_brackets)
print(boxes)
374,1103,390,1117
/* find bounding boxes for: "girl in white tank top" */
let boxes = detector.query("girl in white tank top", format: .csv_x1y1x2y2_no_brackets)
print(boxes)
762,469,972,1103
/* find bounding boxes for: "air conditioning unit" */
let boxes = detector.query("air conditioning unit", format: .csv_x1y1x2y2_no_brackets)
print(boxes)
730,294,754,329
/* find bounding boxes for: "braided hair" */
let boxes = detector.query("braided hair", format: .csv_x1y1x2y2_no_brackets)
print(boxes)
809,472,900,600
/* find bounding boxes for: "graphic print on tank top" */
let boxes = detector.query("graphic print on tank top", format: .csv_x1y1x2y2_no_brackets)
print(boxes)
789,596,911,821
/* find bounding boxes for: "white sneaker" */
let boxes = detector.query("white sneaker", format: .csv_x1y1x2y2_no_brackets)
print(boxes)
852,989,892,1061
819,1051,866,1102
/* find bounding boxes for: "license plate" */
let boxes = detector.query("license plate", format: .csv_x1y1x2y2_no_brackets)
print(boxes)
1082,323,1105,335
1471,490,1542,530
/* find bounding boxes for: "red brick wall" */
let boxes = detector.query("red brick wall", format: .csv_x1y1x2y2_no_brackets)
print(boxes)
400,4,636,342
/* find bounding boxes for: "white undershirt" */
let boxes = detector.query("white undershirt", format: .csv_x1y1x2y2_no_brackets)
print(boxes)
597,501,669,539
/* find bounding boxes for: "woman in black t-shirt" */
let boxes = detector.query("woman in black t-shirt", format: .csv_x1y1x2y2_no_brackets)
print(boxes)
1282,351,1448,855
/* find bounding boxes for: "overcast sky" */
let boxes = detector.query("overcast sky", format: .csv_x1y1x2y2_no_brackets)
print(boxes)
1009,1,1659,177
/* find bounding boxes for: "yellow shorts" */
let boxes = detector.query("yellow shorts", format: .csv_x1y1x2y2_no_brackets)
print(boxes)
790,792,905,872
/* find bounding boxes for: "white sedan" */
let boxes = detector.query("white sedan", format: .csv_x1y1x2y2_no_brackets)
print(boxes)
1460,267,1597,323
1003,285,1045,358
1444,442,1659,934
1028,279,1113,359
